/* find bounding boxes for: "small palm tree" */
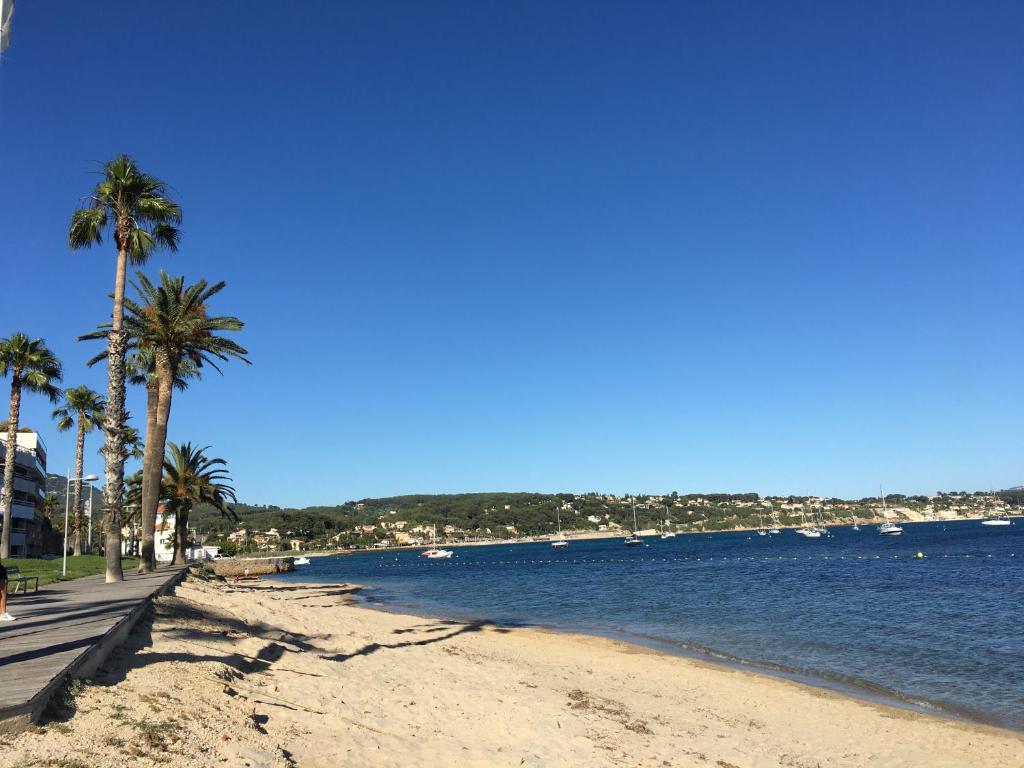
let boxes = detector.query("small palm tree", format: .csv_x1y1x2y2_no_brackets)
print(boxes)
0,334,63,558
122,470,143,557
69,155,181,583
52,385,105,555
161,442,237,565
123,272,248,572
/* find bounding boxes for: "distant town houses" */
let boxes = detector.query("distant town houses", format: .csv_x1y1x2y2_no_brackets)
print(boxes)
198,489,1020,555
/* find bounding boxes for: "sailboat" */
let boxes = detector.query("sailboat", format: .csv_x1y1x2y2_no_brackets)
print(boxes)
795,505,824,538
421,525,454,558
851,511,861,531
876,488,903,536
660,506,676,539
624,502,643,546
756,513,767,536
551,506,569,547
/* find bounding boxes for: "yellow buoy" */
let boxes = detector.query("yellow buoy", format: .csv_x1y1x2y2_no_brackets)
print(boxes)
916,552,924,559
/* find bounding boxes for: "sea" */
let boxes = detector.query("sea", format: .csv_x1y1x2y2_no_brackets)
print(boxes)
272,520,1024,730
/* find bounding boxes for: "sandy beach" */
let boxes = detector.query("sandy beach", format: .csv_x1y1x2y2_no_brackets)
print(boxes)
2,576,1020,768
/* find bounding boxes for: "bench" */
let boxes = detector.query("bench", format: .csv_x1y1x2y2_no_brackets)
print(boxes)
5,566,39,595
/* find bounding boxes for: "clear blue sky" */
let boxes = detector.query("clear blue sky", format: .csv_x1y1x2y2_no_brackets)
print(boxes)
1,1,1021,506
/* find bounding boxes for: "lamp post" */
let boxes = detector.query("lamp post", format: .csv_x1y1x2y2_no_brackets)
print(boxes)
85,478,94,553
63,471,99,577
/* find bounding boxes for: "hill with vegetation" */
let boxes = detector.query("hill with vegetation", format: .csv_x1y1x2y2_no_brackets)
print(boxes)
189,489,1022,554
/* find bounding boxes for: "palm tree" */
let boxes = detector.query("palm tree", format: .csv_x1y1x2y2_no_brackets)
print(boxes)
125,348,200,572
122,470,143,557
68,155,181,583
0,334,63,558
52,386,105,555
123,272,248,572
161,442,237,565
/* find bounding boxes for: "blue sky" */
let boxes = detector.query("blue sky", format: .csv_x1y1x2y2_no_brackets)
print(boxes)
1,1,1021,506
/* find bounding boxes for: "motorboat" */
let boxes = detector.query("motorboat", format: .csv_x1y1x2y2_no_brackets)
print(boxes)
878,522,903,536
981,518,1012,526
293,556,311,566
551,539,570,548
796,527,823,539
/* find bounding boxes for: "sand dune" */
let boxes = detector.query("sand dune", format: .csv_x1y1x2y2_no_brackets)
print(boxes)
2,577,1020,767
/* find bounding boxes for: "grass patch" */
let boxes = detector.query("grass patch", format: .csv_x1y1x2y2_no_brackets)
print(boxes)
4,556,140,587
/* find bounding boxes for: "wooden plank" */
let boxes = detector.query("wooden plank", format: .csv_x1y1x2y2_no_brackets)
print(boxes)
0,566,186,732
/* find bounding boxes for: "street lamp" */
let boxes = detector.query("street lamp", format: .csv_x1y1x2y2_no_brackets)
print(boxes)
85,477,95,553
63,470,99,577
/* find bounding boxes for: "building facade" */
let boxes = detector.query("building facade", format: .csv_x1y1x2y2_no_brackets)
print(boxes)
0,430,48,557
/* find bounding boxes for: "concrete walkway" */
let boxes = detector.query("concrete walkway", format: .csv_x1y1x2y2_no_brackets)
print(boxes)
0,566,186,733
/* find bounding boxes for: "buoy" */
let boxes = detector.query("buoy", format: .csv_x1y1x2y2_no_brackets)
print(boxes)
916,552,924,559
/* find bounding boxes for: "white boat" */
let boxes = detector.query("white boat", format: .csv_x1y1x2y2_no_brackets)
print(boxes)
981,518,1012,526
421,525,454,558
768,528,781,535
552,506,570,547
659,508,676,539
876,488,902,535
421,548,453,559
293,556,311,566
796,527,823,538
625,502,643,546
795,505,824,538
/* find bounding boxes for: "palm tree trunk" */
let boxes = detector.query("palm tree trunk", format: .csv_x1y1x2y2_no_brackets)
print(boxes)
0,374,22,559
72,418,85,556
101,244,130,583
144,352,176,570
172,506,190,565
138,378,160,572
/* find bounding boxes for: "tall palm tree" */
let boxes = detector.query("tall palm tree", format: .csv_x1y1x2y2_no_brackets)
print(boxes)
123,272,248,572
0,334,63,558
161,442,237,565
68,155,181,582
52,385,105,555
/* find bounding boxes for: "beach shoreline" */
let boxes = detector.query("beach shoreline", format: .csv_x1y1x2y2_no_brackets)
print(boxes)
3,576,1021,767
351,583,1006,732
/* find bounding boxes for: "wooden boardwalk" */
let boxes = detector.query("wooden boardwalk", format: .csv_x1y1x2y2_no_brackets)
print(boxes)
0,566,187,732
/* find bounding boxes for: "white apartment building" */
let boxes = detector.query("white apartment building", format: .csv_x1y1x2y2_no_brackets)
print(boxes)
0,430,48,557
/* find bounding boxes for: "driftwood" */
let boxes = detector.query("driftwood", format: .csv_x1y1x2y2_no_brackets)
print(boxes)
211,557,295,577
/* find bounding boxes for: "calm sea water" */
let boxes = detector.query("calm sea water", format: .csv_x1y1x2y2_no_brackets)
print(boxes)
273,520,1024,729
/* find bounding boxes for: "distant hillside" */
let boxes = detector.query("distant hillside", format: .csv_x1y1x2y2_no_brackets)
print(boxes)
190,491,852,548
